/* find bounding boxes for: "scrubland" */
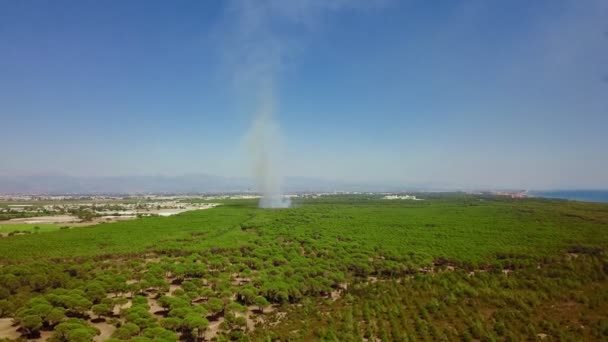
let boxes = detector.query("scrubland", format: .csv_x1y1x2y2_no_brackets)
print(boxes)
0,195,606,341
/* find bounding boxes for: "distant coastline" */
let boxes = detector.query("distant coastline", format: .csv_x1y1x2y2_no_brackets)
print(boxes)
529,190,608,203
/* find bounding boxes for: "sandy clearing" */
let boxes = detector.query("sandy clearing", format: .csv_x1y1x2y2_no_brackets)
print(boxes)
113,299,132,316
92,321,116,341
204,317,225,341
148,297,164,316
2,204,220,227
4,215,79,224
167,284,182,297
0,318,20,340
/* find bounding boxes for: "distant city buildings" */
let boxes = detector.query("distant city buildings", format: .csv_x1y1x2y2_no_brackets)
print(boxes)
382,195,422,200
493,191,528,199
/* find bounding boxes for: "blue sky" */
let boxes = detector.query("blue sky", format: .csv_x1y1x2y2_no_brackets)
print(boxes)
1,0,607,189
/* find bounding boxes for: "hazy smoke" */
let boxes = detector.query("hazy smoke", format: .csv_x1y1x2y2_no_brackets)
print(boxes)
224,0,388,208
247,96,291,208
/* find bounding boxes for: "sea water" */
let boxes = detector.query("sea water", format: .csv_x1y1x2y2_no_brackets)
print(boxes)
530,190,608,203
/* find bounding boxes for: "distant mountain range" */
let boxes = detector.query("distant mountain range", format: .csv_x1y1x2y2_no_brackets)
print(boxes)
0,174,251,194
0,174,426,194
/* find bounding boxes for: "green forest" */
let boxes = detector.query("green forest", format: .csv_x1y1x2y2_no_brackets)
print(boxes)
0,195,607,341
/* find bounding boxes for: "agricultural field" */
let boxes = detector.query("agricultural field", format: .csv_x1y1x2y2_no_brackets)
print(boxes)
0,194,607,341
0,224,61,236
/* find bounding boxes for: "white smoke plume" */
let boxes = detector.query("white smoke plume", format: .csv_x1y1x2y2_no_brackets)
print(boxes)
247,95,291,208
223,0,389,208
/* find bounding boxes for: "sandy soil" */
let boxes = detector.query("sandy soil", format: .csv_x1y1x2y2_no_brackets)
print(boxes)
235,311,256,331
3,204,219,227
145,257,161,263
2,215,132,227
0,318,20,340
247,304,277,315
330,284,348,301
204,317,225,341
148,297,165,316
4,215,79,224
231,276,251,286
168,284,182,297
248,304,283,328
268,312,287,326
92,321,116,341
113,299,132,316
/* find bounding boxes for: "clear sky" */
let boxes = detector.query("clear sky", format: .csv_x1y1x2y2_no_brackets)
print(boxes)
1,0,607,189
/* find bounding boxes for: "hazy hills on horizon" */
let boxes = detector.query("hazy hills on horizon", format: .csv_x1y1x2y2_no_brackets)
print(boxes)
1,174,604,195
0,173,435,195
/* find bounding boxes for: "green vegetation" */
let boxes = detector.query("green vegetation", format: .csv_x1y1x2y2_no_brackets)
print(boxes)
0,212,46,222
255,253,608,341
0,224,61,235
0,195,606,341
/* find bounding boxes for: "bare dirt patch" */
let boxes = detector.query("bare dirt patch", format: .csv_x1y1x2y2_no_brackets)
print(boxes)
204,317,225,341
3,215,80,225
92,321,116,341
148,297,165,316
0,318,20,340
113,299,132,315
167,284,182,297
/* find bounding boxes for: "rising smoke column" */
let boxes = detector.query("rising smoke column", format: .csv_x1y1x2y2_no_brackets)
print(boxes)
247,97,291,208
224,0,291,208
223,0,387,208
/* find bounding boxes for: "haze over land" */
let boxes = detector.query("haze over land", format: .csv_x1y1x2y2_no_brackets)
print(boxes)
1,0,607,191
0,173,441,194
